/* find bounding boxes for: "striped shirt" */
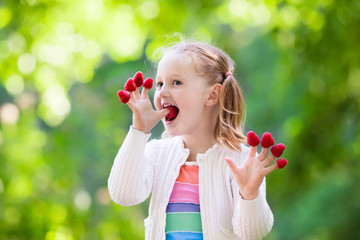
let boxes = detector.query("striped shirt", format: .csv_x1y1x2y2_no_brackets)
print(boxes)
165,161,203,239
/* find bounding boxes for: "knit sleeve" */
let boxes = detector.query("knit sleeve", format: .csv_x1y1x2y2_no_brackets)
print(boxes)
107,126,157,206
231,177,274,240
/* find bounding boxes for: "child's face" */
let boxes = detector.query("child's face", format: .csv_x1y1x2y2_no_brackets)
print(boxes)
154,52,213,137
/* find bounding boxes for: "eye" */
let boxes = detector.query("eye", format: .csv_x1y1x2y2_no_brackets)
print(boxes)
173,80,181,85
156,82,163,88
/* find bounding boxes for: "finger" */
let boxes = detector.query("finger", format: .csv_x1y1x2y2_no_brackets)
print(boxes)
248,146,257,158
141,87,149,99
258,147,269,161
158,108,170,119
264,163,278,175
126,98,135,110
225,158,239,174
263,154,275,167
133,86,140,99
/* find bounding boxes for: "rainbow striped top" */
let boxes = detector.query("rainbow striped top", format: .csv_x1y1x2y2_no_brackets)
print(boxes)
165,161,203,240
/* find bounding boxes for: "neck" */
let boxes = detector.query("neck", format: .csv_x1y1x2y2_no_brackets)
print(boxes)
181,110,218,162
182,135,217,162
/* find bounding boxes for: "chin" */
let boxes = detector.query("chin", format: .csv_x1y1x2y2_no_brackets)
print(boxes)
164,129,177,137
163,126,179,137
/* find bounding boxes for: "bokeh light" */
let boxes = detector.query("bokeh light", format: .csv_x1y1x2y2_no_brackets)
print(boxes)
5,74,24,95
0,103,20,124
18,53,36,74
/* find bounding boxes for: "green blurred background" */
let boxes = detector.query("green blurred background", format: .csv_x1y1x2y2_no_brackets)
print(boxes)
1,0,359,239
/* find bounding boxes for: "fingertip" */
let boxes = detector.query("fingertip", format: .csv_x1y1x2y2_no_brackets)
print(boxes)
270,163,279,173
224,158,231,166
225,157,238,173
276,158,288,169
225,157,236,166
161,108,170,117
117,90,131,104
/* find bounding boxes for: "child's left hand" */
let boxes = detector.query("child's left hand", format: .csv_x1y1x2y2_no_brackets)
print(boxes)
225,132,287,200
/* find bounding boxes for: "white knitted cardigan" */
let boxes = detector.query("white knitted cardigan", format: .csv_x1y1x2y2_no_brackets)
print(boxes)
108,127,274,240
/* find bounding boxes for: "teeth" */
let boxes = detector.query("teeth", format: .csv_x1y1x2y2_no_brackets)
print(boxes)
163,104,174,108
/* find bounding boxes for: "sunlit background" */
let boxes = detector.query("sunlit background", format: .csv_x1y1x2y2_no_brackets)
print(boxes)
0,0,359,239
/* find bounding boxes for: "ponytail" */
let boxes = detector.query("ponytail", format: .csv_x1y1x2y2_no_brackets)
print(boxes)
214,73,246,152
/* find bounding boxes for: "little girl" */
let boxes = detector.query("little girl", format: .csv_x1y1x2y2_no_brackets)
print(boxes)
108,41,279,239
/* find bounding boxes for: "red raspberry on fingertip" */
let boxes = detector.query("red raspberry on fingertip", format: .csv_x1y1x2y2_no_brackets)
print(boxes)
261,132,275,148
276,158,288,169
124,78,137,92
271,143,286,157
133,71,143,87
117,90,130,103
143,78,153,89
247,131,260,147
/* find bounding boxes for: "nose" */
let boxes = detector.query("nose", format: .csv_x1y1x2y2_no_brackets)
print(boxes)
157,84,170,98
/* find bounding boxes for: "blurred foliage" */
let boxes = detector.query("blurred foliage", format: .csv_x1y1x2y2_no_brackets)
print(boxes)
0,0,359,239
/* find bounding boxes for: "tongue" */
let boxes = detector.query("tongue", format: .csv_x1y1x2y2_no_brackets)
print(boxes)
165,106,179,121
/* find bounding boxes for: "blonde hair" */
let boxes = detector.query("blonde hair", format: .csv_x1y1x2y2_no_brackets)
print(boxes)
159,41,246,152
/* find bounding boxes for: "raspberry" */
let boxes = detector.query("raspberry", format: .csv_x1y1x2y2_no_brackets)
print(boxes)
165,106,179,121
261,132,274,148
142,78,153,89
133,71,143,87
276,158,288,169
247,131,260,147
117,90,130,103
124,78,136,92
271,143,286,157
166,106,178,119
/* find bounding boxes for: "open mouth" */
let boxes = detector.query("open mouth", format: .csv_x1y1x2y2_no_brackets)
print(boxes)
163,104,179,122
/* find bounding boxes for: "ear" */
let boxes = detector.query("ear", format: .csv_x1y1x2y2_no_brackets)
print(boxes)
205,84,222,107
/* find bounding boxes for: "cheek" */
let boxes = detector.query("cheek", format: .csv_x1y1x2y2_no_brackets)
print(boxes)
180,96,207,117
154,92,161,111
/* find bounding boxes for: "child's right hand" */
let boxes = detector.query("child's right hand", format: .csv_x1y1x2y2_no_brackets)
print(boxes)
118,77,169,133
128,86,169,133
